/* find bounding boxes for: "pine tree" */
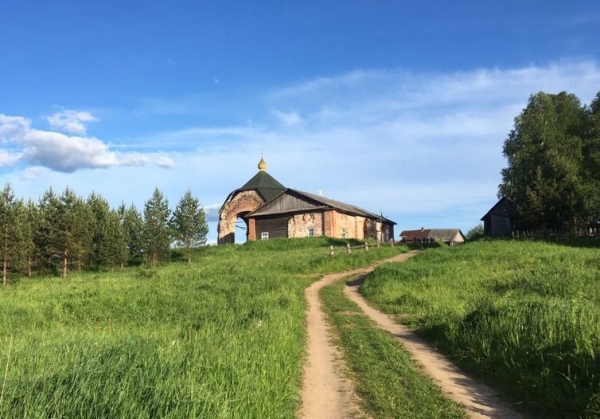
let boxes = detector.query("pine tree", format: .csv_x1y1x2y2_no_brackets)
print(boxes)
106,208,129,270
18,199,37,277
37,188,93,278
0,184,21,285
36,188,61,274
142,188,172,265
119,203,144,264
87,192,112,269
171,190,208,263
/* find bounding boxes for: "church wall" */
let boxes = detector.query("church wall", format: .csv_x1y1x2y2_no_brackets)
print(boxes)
329,211,365,239
218,190,264,244
288,212,324,238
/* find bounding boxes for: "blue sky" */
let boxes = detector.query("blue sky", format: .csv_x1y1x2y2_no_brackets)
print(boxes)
1,1,599,243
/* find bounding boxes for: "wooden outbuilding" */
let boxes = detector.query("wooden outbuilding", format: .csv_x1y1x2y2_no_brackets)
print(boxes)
480,197,516,237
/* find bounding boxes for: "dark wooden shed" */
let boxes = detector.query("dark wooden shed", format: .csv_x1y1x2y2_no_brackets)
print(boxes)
480,197,516,237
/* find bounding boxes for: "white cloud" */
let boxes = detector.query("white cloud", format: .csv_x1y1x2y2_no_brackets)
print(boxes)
156,156,176,168
0,113,149,173
0,150,21,167
0,114,31,142
47,110,99,135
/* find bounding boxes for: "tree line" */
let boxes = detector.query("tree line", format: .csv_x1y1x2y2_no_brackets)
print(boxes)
499,90,600,233
0,185,208,284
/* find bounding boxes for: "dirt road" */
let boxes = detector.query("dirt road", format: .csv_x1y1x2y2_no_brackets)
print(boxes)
299,251,523,419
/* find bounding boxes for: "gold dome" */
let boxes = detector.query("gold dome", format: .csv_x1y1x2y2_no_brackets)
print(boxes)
258,156,267,171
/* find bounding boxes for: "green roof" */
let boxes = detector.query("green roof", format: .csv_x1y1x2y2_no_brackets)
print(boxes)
237,170,286,202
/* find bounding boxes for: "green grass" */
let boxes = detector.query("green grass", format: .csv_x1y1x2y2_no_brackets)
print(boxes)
320,280,467,419
361,239,600,419
0,237,406,418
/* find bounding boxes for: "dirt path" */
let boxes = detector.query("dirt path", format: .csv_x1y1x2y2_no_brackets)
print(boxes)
300,251,523,419
299,252,419,419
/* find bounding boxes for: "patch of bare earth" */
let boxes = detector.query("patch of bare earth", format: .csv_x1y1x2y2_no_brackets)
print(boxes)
299,251,524,419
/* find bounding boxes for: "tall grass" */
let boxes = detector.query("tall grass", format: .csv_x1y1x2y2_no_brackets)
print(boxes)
361,240,600,418
0,237,405,418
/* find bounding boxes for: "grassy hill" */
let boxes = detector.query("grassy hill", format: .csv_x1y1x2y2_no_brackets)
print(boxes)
0,237,405,418
360,239,600,418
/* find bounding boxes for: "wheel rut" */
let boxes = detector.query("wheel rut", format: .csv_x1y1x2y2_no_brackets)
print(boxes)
299,251,523,419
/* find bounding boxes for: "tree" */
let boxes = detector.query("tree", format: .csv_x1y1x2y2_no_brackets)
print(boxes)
0,184,22,285
171,190,209,263
142,188,172,265
499,91,589,232
583,92,600,227
466,224,484,241
36,188,92,278
119,203,144,265
18,199,37,277
105,208,129,270
35,188,61,274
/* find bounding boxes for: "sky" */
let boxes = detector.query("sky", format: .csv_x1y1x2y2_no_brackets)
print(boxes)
1,1,599,243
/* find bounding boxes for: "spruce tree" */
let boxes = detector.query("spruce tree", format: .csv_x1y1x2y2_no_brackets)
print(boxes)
171,190,208,263
142,188,172,265
120,203,144,264
87,192,112,269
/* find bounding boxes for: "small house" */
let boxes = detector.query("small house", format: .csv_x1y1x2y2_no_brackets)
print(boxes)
400,228,465,245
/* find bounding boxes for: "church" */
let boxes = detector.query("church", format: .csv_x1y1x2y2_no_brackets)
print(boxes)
217,158,396,244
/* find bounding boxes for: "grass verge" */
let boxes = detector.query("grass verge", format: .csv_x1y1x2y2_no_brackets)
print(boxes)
361,239,600,419
320,278,467,419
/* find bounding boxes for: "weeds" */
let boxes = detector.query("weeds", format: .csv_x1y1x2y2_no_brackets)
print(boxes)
0,237,404,418
361,240,600,418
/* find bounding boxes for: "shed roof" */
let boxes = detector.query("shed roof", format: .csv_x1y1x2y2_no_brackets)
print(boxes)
480,196,516,221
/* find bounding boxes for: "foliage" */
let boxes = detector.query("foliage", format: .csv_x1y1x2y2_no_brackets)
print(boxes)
170,190,209,263
142,188,172,266
499,91,600,232
120,203,144,264
361,240,600,418
0,238,406,418
465,223,484,241
0,185,23,285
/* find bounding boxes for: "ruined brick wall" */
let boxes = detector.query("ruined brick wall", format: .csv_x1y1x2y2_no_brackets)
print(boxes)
330,212,366,239
364,218,382,241
288,212,324,238
218,190,265,244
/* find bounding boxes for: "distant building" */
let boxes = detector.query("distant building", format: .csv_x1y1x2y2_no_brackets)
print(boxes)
480,197,516,237
400,228,466,246
218,158,395,244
